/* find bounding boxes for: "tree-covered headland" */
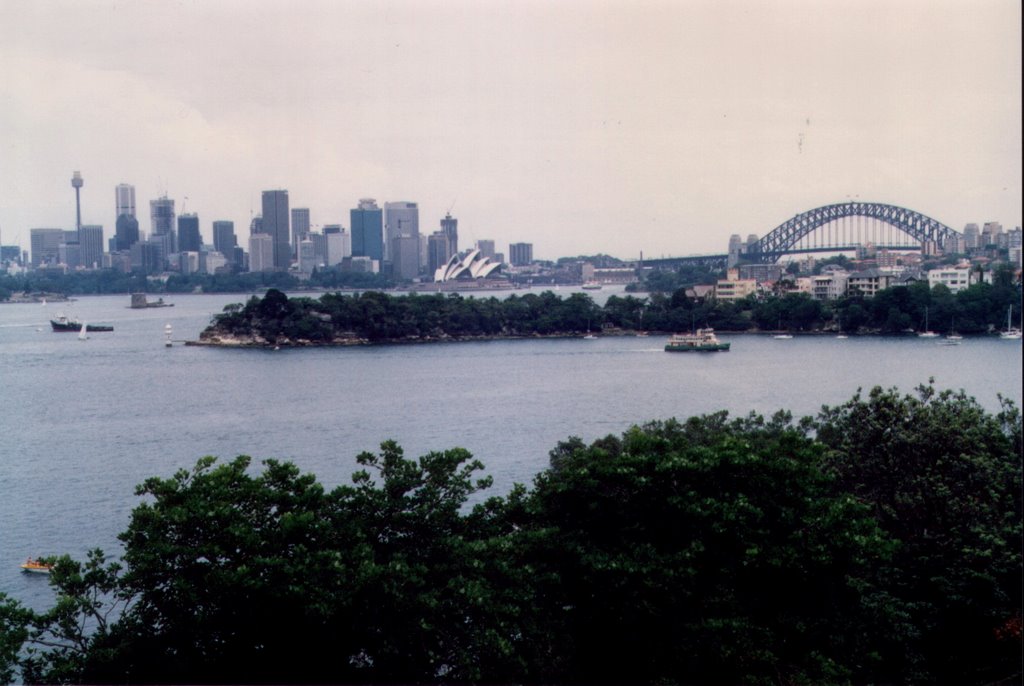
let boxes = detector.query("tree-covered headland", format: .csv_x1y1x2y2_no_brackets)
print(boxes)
1,384,1020,685
200,273,1021,346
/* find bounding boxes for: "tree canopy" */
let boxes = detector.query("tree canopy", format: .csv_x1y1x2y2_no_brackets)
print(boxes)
1,385,1020,684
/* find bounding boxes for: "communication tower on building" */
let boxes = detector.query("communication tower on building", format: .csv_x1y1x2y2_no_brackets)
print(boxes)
71,171,84,233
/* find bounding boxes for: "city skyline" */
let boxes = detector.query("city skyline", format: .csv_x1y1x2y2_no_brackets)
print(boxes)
1,1,1020,260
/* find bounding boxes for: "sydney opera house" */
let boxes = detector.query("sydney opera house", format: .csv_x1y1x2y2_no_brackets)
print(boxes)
434,249,503,283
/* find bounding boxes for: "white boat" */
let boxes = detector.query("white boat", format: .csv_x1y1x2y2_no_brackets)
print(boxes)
164,324,173,347
999,306,1022,340
78,322,89,341
918,307,939,338
772,334,793,339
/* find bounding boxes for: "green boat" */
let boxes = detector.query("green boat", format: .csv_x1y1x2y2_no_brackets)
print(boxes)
50,315,113,332
664,328,730,352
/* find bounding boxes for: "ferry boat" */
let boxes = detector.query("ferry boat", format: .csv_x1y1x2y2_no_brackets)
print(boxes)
50,315,113,332
20,557,53,574
581,281,603,291
664,328,730,352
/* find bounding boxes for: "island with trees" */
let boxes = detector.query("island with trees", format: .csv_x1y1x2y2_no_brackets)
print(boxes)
193,272,1021,347
1,384,1020,684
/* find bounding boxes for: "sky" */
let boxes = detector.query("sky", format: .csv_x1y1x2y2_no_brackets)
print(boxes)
1,0,1020,261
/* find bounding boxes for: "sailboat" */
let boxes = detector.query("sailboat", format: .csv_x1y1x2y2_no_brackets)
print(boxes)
835,312,848,339
999,306,1022,340
636,309,649,337
945,318,962,342
78,322,89,341
918,307,939,338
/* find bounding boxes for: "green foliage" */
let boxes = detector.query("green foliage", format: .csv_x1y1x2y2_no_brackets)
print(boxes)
631,264,722,293
815,384,1023,683
2,387,1020,684
527,413,894,684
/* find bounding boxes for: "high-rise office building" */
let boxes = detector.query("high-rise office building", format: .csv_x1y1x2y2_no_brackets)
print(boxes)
150,196,176,253
384,201,419,265
963,223,980,250
982,222,1003,247
213,221,237,262
476,239,495,259
351,198,384,261
392,234,420,280
115,214,140,251
291,207,310,258
323,225,351,266
178,214,202,253
59,232,82,269
248,233,275,272
440,213,458,255
427,232,452,275
298,238,317,274
509,242,533,266
115,184,136,219
79,225,104,269
262,190,290,270
30,228,64,266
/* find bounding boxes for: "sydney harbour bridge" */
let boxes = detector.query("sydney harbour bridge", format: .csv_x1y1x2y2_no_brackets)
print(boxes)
643,201,963,271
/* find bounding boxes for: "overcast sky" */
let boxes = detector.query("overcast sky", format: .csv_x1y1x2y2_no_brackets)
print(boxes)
1,0,1020,260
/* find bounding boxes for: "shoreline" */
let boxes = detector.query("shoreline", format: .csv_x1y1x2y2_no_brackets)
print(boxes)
185,327,997,348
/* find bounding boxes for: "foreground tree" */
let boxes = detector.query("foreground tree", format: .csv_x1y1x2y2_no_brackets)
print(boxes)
815,383,1023,683
523,412,897,684
2,387,1020,684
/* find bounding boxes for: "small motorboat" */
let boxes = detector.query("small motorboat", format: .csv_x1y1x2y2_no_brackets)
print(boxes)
20,557,53,574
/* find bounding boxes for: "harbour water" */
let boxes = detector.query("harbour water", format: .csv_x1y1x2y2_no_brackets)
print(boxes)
1,288,1020,611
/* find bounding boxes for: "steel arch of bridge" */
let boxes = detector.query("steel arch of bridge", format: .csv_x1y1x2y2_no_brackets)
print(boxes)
754,202,960,262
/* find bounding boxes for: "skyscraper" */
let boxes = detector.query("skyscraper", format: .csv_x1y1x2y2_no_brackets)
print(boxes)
351,198,384,261
475,239,495,259
79,225,104,269
30,228,64,266
427,232,452,275
384,201,419,267
150,196,176,252
262,190,290,270
213,220,237,261
963,223,980,251
115,214,140,251
115,183,136,219
509,242,533,266
441,213,458,255
291,207,310,259
248,233,275,272
178,214,202,253
392,235,420,280
323,225,351,266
